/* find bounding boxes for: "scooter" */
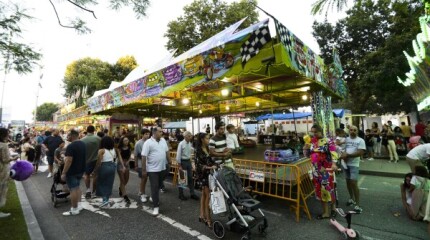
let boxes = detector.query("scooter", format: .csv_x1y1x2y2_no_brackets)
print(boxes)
330,208,360,239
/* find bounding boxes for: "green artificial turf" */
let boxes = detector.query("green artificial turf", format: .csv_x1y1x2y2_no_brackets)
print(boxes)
0,180,30,240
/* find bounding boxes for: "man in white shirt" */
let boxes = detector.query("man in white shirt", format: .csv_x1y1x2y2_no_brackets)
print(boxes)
226,124,240,153
176,131,198,201
340,125,366,214
406,143,430,173
141,127,169,216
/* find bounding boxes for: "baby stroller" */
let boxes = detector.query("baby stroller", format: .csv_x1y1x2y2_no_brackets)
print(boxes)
50,163,70,207
209,166,268,240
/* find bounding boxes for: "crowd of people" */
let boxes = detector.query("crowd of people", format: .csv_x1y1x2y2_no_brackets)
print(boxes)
3,120,430,236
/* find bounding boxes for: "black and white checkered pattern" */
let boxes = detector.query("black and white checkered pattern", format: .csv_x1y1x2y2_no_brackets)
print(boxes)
275,19,295,59
240,21,271,67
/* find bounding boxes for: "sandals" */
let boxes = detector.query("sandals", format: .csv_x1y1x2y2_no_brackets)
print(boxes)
316,214,330,220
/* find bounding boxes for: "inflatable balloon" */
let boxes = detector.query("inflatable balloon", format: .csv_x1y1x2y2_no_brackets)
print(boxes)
10,160,33,181
303,134,311,144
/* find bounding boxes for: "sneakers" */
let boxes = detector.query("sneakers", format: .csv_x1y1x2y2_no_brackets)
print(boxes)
0,212,11,218
124,195,131,204
140,194,148,203
47,173,52,178
190,194,200,201
151,207,159,216
340,160,348,170
85,191,92,199
367,158,374,161
346,199,356,206
77,203,83,212
160,188,166,193
353,205,363,214
62,208,80,216
149,197,153,202
99,201,110,208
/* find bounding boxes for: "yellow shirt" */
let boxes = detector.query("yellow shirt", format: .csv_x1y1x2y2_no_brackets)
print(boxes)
400,125,412,137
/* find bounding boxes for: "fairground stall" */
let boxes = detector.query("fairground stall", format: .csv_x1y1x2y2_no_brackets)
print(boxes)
86,17,347,221
398,11,430,118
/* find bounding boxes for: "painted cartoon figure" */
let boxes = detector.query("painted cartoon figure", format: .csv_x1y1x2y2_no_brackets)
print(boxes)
163,63,183,86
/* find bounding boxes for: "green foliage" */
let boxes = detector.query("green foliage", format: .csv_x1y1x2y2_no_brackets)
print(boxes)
63,56,138,99
48,0,150,34
0,3,41,74
313,0,422,114
36,102,59,121
111,55,138,85
311,0,360,15
164,0,259,55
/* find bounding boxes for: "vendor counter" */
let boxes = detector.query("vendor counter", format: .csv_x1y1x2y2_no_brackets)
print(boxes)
258,135,289,145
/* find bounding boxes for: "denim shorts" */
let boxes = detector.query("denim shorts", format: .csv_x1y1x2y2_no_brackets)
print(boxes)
85,161,97,174
47,156,54,165
344,166,359,181
66,174,83,190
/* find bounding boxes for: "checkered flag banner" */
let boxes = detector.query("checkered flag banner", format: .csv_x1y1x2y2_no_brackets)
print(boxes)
275,19,297,61
240,20,271,67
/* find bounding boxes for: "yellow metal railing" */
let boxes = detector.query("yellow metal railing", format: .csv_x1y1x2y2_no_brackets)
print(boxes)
233,158,314,222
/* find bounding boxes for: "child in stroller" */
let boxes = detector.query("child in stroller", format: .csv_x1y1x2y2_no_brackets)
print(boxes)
50,141,69,207
209,164,268,240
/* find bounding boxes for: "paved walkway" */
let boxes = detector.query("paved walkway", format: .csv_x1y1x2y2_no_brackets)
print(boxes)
13,145,420,240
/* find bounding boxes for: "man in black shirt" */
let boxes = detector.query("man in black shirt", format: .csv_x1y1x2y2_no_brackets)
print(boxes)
61,130,86,216
43,129,64,178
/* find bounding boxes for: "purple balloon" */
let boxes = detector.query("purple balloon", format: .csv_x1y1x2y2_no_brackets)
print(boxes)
10,160,33,181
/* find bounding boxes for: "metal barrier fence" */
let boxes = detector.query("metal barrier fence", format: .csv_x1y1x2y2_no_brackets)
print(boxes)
168,151,315,222
233,158,315,222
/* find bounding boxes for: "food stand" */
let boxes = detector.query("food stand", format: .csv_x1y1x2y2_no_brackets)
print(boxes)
85,17,346,221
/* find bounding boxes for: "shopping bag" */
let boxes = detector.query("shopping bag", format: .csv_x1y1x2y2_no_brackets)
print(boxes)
210,190,227,214
177,169,188,188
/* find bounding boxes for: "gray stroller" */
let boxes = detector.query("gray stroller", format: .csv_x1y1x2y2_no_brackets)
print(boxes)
210,166,268,240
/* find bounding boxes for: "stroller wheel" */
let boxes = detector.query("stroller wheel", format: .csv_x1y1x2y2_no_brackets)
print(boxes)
52,194,57,208
241,232,251,240
213,221,225,239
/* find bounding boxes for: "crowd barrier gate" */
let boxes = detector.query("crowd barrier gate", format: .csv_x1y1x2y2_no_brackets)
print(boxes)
233,158,315,222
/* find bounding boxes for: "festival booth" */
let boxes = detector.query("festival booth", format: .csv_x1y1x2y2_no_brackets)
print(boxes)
398,13,430,116
86,17,346,221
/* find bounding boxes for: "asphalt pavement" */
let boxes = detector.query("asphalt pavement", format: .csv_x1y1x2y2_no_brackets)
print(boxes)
18,156,428,240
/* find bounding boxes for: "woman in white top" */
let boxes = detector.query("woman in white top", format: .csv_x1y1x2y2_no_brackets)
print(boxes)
93,136,125,208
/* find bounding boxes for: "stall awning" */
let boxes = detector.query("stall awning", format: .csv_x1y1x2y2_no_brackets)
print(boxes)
333,109,345,118
256,112,312,121
86,17,346,118
164,122,186,129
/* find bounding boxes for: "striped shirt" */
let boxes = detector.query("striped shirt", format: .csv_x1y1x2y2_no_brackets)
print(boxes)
209,134,231,162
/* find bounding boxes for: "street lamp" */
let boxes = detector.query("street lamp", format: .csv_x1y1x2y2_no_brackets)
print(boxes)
33,71,43,124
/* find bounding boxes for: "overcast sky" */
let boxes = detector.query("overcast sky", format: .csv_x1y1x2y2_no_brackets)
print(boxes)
1,0,346,123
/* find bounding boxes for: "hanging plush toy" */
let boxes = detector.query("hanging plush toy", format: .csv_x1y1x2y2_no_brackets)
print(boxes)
10,160,33,181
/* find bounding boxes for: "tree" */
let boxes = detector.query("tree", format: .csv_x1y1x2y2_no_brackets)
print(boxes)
36,102,59,121
63,57,114,100
46,0,150,34
111,55,138,84
0,3,41,74
63,56,138,103
312,0,422,114
164,0,259,55
311,0,361,15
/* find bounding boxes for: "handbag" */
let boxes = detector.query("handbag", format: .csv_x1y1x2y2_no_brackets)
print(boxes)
210,190,227,214
178,169,188,188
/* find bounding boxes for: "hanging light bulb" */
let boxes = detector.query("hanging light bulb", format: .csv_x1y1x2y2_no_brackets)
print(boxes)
199,109,202,114
221,89,229,96
182,98,190,105
256,102,260,107
302,94,308,101
226,106,230,111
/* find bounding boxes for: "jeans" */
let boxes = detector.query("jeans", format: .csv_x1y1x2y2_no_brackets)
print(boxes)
160,164,169,190
148,171,163,208
178,161,195,196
